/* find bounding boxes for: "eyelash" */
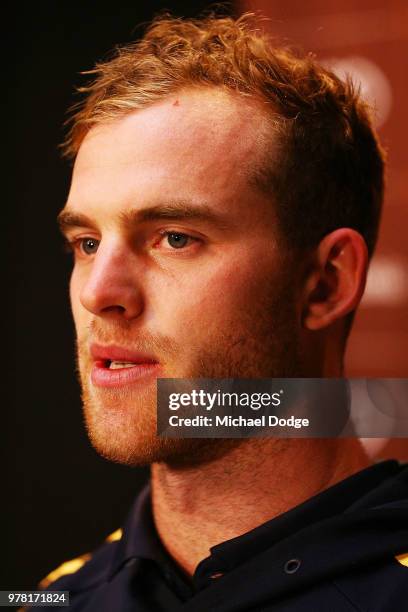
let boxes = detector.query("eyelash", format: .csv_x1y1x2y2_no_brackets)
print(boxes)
63,231,200,257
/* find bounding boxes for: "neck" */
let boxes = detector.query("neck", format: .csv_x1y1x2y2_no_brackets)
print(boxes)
151,438,370,576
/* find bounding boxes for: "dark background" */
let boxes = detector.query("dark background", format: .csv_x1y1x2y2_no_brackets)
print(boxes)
8,0,407,595
9,0,234,592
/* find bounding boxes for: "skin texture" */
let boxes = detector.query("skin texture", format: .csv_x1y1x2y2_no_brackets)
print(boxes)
62,88,370,575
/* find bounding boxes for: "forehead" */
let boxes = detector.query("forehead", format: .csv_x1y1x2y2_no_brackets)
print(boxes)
68,88,270,213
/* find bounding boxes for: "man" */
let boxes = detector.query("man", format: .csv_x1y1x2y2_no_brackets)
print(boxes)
30,12,407,612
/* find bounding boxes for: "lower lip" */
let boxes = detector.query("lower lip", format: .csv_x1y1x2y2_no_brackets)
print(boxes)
91,361,162,388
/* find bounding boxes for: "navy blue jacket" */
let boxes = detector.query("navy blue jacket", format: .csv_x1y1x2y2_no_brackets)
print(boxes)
27,460,408,611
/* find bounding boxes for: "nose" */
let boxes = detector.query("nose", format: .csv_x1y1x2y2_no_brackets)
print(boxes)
79,240,144,321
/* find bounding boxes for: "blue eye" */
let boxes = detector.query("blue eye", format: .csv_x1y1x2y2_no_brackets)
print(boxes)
166,233,190,249
81,238,100,255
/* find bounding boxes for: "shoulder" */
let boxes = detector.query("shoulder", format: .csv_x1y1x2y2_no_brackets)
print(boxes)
20,529,123,612
38,528,122,592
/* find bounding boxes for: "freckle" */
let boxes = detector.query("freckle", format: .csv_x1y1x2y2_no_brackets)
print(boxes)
173,99,180,107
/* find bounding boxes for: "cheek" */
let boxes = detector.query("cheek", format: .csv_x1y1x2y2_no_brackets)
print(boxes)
153,250,282,337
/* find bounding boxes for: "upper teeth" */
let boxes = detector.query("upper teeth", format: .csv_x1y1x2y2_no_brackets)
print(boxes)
109,361,136,369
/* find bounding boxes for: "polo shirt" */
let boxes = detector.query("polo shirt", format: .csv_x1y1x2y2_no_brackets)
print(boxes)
29,460,408,611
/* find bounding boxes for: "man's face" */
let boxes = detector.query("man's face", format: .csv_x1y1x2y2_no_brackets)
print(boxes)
63,88,303,466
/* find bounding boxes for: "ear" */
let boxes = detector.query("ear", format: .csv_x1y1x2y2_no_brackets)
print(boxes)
302,229,368,331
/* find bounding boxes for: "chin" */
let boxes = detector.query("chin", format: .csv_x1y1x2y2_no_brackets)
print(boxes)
82,395,242,467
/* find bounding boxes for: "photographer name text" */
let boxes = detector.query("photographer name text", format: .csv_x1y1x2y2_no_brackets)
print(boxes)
168,415,310,429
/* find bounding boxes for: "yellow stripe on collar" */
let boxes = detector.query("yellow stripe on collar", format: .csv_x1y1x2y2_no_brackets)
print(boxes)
396,553,408,567
39,553,91,589
39,527,123,588
105,528,122,542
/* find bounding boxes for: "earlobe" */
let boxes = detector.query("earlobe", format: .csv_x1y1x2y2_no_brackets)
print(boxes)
302,229,368,331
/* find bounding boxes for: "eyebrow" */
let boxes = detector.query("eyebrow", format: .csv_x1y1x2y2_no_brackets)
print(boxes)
57,201,232,234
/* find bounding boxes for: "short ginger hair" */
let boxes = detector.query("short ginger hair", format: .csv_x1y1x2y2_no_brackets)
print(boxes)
62,12,385,258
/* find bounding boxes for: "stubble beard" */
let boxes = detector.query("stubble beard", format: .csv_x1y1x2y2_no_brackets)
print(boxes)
76,281,302,468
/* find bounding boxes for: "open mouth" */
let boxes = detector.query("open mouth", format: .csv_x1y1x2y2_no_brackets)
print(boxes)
108,361,139,369
100,359,158,370
90,345,161,388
